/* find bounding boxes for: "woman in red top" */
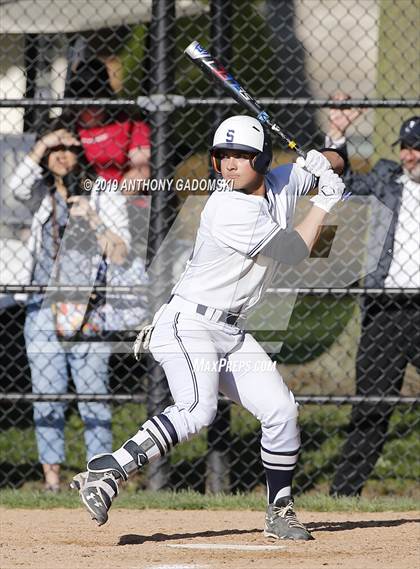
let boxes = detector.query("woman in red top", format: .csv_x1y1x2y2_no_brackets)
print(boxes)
65,57,151,188
78,109,151,186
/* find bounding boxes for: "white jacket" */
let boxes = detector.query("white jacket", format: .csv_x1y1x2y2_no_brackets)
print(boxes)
9,155,131,298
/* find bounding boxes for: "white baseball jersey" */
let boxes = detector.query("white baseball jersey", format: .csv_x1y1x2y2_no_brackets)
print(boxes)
171,163,316,313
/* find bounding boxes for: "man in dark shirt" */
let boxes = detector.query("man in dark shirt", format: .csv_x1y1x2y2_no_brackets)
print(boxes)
326,107,420,496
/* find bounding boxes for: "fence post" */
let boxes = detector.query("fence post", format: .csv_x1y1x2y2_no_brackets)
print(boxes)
205,0,233,495
146,0,178,491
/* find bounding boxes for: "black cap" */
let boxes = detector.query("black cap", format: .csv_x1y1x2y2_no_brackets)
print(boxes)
392,116,420,149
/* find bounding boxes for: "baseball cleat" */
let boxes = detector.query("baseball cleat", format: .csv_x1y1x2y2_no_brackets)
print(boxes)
70,469,121,526
264,496,314,541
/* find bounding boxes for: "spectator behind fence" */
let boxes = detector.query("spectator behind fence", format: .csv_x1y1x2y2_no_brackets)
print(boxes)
9,124,131,492
325,100,420,496
65,56,150,329
64,56,151,192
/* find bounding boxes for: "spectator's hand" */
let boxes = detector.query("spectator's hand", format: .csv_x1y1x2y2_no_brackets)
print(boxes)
29,129,80,163
67,195,94,220
328,92,364,140
310,169,345,213
121,147,151,195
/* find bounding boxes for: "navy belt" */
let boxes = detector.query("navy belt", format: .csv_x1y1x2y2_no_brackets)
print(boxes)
195,303,240,326
167,295,241,326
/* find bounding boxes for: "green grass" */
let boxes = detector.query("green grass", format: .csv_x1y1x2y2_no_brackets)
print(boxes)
1,404,418,496
0,488,418,512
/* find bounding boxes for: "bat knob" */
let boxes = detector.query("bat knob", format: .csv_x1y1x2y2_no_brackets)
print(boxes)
184,40,207,59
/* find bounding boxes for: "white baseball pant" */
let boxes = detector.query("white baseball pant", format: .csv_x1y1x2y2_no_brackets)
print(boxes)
112,296,301,501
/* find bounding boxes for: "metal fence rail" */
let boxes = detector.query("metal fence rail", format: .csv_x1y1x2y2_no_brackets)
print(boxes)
1,97,419,108
2,394,418,405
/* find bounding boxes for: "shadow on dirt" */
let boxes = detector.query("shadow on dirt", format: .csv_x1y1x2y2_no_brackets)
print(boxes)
307,518,420,532
118,527,262,545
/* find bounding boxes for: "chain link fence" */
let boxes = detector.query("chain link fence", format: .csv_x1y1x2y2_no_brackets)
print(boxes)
0,0,418,496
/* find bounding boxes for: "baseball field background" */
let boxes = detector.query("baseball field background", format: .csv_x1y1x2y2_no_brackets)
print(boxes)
1,490,419,568
0,1,419,568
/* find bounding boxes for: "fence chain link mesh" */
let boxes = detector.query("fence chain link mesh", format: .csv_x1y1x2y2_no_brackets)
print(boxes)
0,0,418,496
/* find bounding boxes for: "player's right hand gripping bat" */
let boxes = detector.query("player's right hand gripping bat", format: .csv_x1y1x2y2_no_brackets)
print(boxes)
184,40,307,161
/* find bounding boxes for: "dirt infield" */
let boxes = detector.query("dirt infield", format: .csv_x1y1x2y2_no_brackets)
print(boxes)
1,508,419,569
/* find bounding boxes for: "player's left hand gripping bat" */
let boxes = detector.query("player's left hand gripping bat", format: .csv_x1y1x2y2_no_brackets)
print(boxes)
184,40,306,160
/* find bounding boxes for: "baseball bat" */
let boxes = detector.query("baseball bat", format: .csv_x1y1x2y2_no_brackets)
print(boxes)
184,40,306,159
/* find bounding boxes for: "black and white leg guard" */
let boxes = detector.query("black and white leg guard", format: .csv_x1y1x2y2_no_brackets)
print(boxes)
71,414,179,527
87,453,129,480
112,413,179,478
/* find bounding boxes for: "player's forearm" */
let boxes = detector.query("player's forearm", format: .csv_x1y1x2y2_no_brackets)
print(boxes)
321,150,345,175
260,198,329,265
294,206,328,252
260,229,310,265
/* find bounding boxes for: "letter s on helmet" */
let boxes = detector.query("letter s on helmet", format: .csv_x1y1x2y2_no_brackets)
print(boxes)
210,115,272,175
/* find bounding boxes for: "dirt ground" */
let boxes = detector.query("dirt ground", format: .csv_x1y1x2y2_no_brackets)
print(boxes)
1,508,419,569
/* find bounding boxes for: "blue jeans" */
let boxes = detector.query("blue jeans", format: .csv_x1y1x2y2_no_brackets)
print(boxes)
24,306,112,465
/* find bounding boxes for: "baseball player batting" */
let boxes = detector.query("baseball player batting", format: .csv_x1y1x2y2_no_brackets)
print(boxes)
72,115,345,540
